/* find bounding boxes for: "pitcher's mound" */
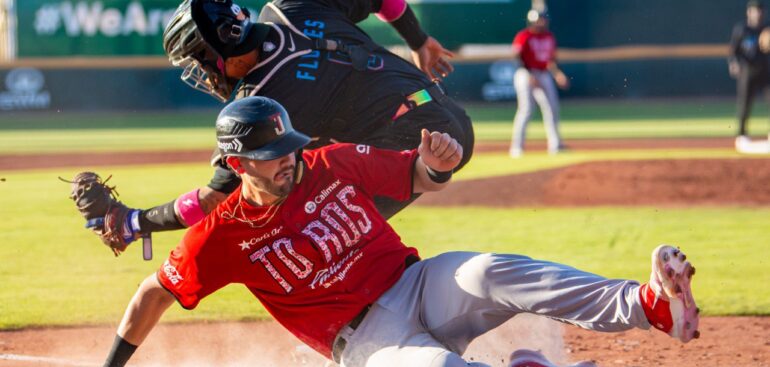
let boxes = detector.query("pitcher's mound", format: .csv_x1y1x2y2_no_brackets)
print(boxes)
416,159,770,207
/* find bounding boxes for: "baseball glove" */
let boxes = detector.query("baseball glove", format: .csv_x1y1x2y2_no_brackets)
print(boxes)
61,172,139,256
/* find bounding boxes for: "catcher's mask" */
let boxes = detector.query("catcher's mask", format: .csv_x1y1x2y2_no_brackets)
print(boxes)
216,97,311,161
163,0,269,102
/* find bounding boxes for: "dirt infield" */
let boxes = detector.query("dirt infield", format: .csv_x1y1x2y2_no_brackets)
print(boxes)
416,158,770,207
0,137,733,171
0,316,767,367
2,138,769,366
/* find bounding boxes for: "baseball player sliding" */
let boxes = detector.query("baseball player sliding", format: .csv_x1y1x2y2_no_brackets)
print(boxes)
509,9,569,158
101,97,700,367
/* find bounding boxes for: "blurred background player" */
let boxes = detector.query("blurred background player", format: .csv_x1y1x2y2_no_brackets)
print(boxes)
729,0,770,151
509,8,570,158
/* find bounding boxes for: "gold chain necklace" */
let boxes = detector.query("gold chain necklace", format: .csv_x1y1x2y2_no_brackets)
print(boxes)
221,193,287,229
221,161,303,229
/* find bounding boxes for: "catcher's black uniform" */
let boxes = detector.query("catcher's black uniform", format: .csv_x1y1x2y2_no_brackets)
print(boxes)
210,0,474,218
66,0,473,258
730,22,770,136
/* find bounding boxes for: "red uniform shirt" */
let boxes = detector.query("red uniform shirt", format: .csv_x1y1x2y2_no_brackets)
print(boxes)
157,144,420,358
512,28,556,71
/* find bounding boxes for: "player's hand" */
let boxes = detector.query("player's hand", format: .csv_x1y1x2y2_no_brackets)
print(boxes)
411,37,455,80
529,75,541,88
760,27,770,53
728,62,740,78
554,72,570,90
418,129,462,173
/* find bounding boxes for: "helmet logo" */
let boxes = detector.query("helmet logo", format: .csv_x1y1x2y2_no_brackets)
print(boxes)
231,4,241,15
217,137,244,152
273,113,286,135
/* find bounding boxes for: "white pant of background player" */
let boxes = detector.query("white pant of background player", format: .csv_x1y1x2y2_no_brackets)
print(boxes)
510,67,562,157
338,251,651,367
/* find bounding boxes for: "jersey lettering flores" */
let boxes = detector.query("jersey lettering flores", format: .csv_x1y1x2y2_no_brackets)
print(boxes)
157,144,419,358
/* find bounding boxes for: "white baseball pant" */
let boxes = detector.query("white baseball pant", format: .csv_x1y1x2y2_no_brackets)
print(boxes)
511,68,562,154
339,252,650,367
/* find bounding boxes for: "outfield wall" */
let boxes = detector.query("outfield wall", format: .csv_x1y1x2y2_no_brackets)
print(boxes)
0,0,743,111
0,56,735,112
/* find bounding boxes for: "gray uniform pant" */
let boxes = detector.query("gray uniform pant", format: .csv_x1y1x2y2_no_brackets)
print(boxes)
339,252,650,367
511,68,562,153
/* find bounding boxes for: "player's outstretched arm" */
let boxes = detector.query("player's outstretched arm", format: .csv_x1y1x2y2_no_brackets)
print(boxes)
729,25,745,78
413,129,462,193
375,0,454,79
65,171,232,259
104,275,175,367
412,37,455,80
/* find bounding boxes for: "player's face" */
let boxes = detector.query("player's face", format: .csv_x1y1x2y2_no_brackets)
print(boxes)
531,18,548,33
239,153,297,203
748,6,764,26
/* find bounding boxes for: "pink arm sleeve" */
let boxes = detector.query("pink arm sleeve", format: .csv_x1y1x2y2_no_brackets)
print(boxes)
376,0,407,22
174,189,207,227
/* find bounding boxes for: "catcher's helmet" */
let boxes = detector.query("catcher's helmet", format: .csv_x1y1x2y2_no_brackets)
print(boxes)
163,0,269,102
216,97,311,160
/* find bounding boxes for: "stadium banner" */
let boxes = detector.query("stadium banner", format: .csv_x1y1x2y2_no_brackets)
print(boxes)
17,0,181,56
15,0,527,57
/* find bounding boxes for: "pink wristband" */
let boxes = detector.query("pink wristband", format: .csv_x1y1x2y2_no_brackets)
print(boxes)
174,189,206,227
376,0,407,22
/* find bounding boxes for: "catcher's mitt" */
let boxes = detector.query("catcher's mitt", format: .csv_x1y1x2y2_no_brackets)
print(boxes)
61,172,138,256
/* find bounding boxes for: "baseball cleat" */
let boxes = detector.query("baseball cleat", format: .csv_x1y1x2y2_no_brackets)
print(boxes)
508,349,596,367
640,244,700,343
735,135,770,154
548,144,570,155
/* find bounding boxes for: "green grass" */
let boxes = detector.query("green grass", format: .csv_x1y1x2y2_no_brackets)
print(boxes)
0,110,220,130
465,100,768,140
1,99,768,154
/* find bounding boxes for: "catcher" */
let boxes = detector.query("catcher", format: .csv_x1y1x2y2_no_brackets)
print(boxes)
102,97,700,367
66,0,474,257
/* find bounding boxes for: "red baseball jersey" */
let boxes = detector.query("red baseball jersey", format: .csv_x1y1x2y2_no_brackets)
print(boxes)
512,29,556,71
157,144,420,358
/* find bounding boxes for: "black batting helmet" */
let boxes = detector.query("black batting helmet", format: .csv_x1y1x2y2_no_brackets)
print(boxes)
163,0,269,102
216,97,311,160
